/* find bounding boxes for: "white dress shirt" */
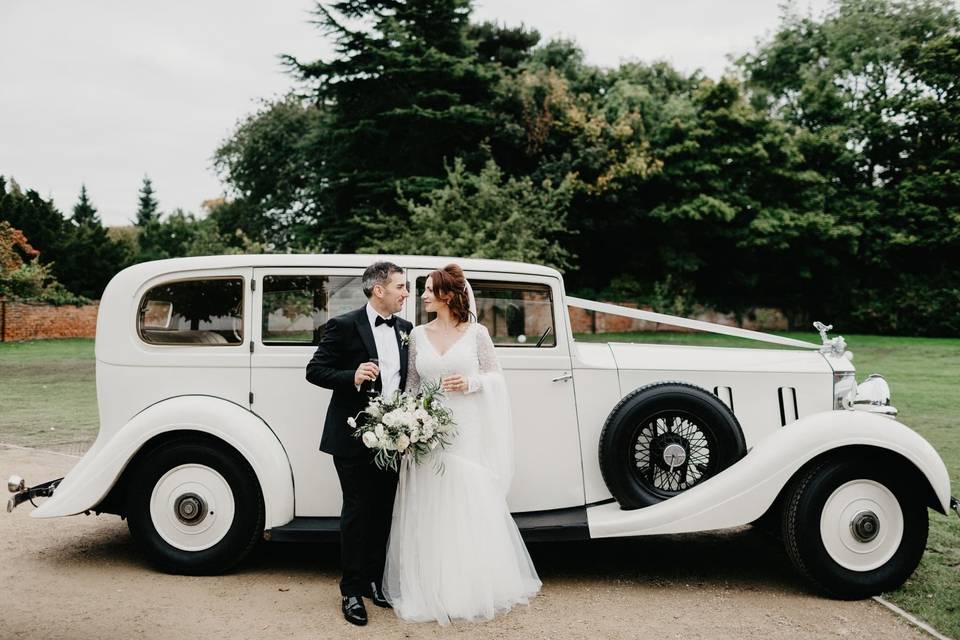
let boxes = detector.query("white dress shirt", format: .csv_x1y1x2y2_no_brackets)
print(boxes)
365,302,402,399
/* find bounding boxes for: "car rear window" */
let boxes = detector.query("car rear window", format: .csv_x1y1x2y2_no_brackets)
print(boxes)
138,277,244,346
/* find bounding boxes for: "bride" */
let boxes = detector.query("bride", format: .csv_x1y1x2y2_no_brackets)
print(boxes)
383,263,542,625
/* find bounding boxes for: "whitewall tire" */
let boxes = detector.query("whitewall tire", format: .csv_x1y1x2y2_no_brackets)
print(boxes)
126,436,264,575
782,456,927,599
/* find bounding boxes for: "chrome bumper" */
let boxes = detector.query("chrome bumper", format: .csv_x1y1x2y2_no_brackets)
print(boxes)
6,475,62,513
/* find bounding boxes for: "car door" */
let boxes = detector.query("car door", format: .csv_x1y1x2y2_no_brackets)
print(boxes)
249,267,367,516
406,268,584,512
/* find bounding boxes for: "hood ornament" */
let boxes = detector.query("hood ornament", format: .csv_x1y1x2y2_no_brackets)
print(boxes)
813,321,847,357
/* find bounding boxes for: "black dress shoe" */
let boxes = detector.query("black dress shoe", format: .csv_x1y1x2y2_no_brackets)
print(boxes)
341,595,368,626
369,582,392,609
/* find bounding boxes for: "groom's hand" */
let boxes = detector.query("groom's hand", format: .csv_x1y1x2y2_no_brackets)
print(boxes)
354,362,380,387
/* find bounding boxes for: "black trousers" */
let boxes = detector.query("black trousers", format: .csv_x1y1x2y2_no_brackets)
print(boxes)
333,454,399,597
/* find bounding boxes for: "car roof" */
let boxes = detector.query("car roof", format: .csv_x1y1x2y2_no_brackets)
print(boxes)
117,253,563,279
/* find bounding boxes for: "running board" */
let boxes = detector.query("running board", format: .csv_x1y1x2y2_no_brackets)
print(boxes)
265,506,590,543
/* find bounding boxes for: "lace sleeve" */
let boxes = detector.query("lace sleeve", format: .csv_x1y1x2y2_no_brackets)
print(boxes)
404,327,421,393
465,324,500,393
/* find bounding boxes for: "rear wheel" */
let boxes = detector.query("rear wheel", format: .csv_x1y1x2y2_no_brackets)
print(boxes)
125,436,264,575
781,457,928,599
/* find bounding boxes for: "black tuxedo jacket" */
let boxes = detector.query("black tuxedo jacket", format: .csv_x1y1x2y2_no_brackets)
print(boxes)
306,306,413,458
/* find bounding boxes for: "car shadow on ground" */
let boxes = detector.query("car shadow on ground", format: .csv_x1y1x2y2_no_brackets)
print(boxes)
39,517,806,595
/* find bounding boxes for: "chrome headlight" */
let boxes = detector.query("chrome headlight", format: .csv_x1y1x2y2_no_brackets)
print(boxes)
854,374,892,406
833,371,857,410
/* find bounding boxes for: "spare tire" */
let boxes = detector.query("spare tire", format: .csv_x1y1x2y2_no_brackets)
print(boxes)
599,381,747,510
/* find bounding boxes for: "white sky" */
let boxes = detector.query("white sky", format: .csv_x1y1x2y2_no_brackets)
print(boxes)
0,1,831,227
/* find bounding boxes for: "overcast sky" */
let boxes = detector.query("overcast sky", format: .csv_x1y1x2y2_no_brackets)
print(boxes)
0,1,831,227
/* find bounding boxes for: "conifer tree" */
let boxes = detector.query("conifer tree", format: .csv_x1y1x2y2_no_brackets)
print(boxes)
286,0,506,250
135,175,160,226
71,184,101,227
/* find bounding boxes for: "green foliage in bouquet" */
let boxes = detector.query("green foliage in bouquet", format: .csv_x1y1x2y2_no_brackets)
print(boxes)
350,380,457,472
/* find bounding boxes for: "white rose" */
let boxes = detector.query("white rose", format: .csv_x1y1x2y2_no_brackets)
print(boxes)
361,431,378,448
422,425,434,440
374,425,385,439
410,428,420,443
396,434,410,452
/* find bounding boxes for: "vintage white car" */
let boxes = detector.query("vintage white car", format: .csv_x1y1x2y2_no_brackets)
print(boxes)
7,254,958,598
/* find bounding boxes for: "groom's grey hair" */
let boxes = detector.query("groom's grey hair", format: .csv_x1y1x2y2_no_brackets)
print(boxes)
362,261,403,298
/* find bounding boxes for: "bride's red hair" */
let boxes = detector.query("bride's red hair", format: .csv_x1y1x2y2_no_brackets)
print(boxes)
429,263,473,324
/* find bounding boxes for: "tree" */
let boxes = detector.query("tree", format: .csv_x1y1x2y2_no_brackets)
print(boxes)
0,176,71,268
281,0,537,250
740,0,960,334
366,157,575,269
136,208,265,261
71,184,101,226
213,96,324,249
135,176,160,227
0,221,86,304
56,186,130,298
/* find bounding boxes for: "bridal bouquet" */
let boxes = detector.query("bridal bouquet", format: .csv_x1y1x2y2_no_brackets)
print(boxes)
350,380,457,472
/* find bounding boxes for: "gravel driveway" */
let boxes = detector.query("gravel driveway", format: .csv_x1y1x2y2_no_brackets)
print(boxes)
0,445,928,640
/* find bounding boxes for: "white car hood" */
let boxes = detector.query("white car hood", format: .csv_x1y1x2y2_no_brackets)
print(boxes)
608,342,831,374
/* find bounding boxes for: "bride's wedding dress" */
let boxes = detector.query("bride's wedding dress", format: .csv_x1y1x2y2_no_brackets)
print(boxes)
383,322,542,625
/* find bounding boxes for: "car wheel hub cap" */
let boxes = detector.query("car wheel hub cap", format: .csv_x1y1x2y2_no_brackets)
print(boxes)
633,414,712,493
819,479,903,572
175,492,207,525
662,443,687,468
849,510,880,543
150,464,235,552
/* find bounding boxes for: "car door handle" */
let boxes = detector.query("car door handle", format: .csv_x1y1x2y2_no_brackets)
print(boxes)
552,372,573,383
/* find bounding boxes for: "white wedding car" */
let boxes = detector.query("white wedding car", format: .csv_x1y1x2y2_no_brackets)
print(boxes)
8,254,957,598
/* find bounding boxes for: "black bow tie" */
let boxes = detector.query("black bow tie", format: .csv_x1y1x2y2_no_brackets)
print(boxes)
375,315,396,328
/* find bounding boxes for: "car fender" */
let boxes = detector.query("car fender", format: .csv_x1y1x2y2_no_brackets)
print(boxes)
586,409,951,537
31,395,295,529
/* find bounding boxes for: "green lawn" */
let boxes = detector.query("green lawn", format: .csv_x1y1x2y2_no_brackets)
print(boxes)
1,334,957,634
0,338,99,452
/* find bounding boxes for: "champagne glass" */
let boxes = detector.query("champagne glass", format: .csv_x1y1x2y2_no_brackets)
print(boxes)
364,357,380,398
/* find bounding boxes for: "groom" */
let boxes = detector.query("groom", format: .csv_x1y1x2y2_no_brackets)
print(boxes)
305,261,412,626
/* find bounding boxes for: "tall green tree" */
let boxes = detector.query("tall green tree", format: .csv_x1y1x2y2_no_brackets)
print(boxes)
740,0,960,334
213,96,324,249
71,185,100,226
56,186,130,298
135,176,160,227
282,0,532,250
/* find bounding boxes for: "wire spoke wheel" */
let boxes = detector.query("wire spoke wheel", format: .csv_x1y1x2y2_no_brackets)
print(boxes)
599,382,746,509
630,410,716,497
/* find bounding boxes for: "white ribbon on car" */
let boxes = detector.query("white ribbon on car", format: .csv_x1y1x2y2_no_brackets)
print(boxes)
565,297,821,350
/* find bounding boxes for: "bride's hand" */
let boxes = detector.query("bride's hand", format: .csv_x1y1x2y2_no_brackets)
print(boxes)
440,374,468,393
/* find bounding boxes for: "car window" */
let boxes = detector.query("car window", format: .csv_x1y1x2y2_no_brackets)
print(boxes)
416,277,556,347
261,275,365,345
138,278,244,346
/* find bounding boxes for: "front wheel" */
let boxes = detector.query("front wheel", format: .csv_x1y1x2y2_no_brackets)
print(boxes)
125,436,264,575
781,457,928,599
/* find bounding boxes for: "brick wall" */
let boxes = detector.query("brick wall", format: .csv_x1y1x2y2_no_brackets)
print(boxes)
0,299,99,341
